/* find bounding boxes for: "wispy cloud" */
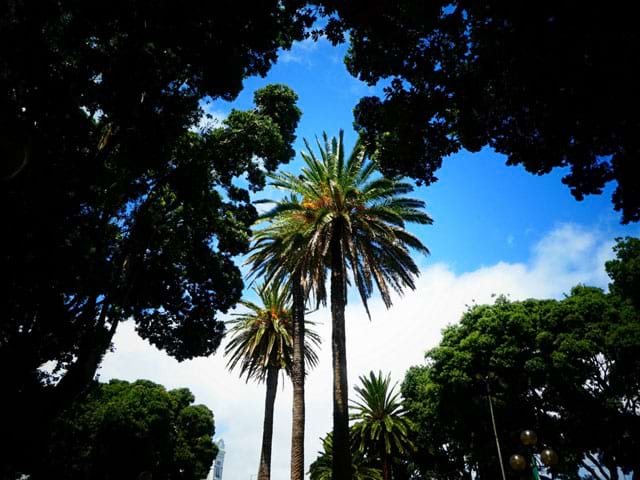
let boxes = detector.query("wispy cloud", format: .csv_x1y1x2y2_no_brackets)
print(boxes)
192,105,227,134
506,233,515,246
278,37,329,67
99,223,616,479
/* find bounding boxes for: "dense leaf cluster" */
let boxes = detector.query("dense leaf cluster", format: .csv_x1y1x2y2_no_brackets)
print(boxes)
309,432,383,480
41,380,217,480
1,2,306,474
401,238,640,480
318,1,640,223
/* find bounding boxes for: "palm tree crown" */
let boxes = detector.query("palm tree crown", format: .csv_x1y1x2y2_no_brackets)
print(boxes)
350,371,415,480
224,281,320,381
252,130,432,314
309,433,383,480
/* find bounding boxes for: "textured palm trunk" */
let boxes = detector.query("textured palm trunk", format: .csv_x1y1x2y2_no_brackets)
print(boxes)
290,274,306,480
258,366,279,480
381,451,392,480
330,232,352,480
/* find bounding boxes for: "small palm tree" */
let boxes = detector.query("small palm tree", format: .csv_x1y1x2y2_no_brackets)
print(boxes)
252,130,431,479
309,433,383,480
225,282,320,480
350,371,415,480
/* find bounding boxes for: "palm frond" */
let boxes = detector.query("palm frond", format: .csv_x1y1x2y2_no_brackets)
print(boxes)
224,281,320,382
350,371,415,457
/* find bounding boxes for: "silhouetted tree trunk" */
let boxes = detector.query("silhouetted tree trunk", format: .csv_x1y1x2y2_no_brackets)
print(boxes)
290,273,305,480
382,451,391,480
258,366,279,480
330,229,352,480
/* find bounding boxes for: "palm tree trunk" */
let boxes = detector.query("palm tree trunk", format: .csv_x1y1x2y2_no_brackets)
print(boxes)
258,366,279,480
382,451,392,480
330,233,352,480
290,273,306,480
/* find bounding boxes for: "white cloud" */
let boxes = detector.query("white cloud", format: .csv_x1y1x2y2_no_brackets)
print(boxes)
99,223,616,479
192,106,227,134
278,37,327,67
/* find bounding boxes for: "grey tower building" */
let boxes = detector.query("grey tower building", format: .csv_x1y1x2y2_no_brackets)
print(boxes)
206,439,225,480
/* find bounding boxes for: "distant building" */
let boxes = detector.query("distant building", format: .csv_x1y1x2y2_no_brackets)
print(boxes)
206,439,225,480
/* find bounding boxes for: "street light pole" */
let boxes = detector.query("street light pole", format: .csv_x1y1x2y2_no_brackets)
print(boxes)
481,376,507,480
509,429,559,480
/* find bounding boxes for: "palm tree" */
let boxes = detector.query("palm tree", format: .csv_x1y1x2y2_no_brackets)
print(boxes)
248,216,317,480
253,131,431,479
350,371,415,480
309,433,383,480
224,282,320,480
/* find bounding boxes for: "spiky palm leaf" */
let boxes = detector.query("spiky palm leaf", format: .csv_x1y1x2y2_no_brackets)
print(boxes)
224,281,320,382
309,433,383,480
250,130,432,315
350,371,415,460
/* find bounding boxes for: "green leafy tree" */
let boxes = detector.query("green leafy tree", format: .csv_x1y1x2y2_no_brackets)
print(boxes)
1,82,302,476
309,433,383,480
351,371,415,480
1,2,311,472
606,236,640,308
255,130,431,479
225,282,320,480
40,379,216,480
401,247,640,480
317,1,640,223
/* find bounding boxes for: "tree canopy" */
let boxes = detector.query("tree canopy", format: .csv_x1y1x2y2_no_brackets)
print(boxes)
605,236,640,308
1,1,307,471
401,238,640,480
318,1,640,223
38,379,216,480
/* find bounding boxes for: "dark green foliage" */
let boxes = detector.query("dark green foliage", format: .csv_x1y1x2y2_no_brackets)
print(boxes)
1,2,306,473
317,1,640,223
401,273,640,479
351,371,415,480
309,433,383,480
41,380,217,480
606,237,640,308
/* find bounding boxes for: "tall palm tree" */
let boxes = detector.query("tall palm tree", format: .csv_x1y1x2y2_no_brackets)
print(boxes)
248,216,317,480
225,282,320,480
252,131,431,479
350,371,415,480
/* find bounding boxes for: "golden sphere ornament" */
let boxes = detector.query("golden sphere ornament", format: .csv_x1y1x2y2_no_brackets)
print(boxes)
509,454,528,471
520,429,538,446
540,448,559,466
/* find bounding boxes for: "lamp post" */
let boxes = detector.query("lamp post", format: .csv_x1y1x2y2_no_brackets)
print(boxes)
477,373,507,480
509,430,559,480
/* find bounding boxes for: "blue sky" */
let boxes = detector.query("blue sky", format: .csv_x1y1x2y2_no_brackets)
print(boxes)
205,37,636,274
102,36,639,479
